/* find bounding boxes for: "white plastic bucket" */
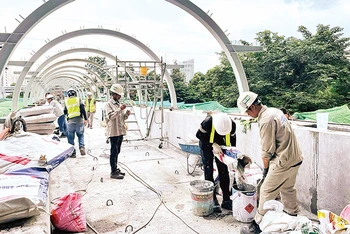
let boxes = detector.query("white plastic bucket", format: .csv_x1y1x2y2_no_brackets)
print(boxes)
232,184,257,223
317,113,328,130
189,180,214,216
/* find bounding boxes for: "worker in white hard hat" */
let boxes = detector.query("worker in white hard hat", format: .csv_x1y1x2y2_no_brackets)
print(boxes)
85,92,96,129
196,112,237,212
237,91,303,234
104,84,130,179
63,88,88,158
46,94,67,138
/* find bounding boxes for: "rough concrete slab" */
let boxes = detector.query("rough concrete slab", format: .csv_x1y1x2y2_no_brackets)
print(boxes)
0,117,318,234
48,120,318,234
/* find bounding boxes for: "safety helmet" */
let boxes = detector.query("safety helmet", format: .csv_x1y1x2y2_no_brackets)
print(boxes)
237,91,258,113
87,92,92,96
46,94,54,99
110,84,124,96
212,113,232,136
67,88,77,97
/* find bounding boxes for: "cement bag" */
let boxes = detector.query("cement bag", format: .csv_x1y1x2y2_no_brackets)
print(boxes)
26,122,56,131
260,210,313,233
23,113,56,124
51,192,86,232
19,105,53,117
0,174,47,224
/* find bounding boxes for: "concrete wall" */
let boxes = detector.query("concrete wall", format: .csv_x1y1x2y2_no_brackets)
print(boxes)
148,109,350,215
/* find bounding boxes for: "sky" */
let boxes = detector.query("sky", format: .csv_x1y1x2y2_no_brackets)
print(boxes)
1,0,350,74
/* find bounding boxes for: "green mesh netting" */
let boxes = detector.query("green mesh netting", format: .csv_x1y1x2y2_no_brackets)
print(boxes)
293,105,350,124
132,100,240,113
0,99,24,117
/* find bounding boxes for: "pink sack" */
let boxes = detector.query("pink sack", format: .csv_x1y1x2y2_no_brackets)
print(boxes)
51,192,86,232
340,204,350,222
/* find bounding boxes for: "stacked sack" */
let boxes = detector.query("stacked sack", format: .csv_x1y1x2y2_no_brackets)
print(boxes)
19,106,57,135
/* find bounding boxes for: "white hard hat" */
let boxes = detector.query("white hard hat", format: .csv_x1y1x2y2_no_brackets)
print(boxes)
67,88,77,97
46,94,54,99
212,113,232,136
110,84,124,96
87,92,92,96
237,91,258,113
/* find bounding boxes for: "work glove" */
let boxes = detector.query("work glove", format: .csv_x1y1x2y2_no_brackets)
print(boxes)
263,168,269,178
212,143,223,155
237,154,252,169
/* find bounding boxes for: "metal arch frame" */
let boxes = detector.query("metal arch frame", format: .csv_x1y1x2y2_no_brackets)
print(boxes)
42,75,92,100
4,0,252,111
24,48,142,106
24,47,135,106
47,78,85,99
11,28,177,111
29,58,110,102
29,66,96,104
36,58,112,86
0,0,74,78
166,0,249,93
31,69,96,102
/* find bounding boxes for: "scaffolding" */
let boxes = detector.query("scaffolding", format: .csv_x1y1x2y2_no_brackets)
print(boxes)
115,57,166,145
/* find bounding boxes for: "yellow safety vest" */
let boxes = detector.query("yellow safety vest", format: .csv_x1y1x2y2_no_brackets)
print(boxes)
65,97,80,119
85,98,95,112
209,124,231,146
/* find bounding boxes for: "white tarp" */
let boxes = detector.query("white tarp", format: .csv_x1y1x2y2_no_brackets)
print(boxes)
0,132,73,224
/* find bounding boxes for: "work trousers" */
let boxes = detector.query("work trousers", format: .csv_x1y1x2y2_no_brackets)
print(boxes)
87,112,95,128
67,122,85,148
110,135,123,173
57,114,67,136
255,160,301,224
199,141,231,201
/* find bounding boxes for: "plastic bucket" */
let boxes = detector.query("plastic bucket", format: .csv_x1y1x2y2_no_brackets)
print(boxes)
232,184,257,223
189,180,214,216
317,113,328,130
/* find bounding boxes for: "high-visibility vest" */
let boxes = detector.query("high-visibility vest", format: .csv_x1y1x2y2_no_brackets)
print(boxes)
209,124,231,146
65,97,80,119
85,98,95,112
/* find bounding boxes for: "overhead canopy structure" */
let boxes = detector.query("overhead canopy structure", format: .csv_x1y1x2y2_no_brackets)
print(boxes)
0,0,262,111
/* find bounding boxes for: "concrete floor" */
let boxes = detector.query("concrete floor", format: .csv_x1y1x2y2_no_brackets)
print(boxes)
49,119,318,234
50,122,242,234
0,117,318,234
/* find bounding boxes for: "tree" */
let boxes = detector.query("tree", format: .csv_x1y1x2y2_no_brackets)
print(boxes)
166,61,189,103
239,25,350,113
85,56,111,93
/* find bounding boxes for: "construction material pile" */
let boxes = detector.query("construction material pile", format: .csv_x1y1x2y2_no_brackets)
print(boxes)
19,106,56,135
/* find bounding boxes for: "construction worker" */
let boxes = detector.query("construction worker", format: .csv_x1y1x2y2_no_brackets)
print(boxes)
46,94,67,137
237,91,303,234
63,88,88,158
195,112,237,213
105,84,130,179
85,92,96,129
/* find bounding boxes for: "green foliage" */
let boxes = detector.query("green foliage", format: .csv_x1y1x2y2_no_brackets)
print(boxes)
239,24,350,113
85,56,111,85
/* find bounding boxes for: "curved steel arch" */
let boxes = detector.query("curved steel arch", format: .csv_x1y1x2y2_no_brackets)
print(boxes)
37,59,111,85
32,69,95,102
0,0,74,78
6,0,251,111
29,58,110,103
166,0,249,93
12,28,177,111
29,66,97,104
24,47,140,106
24,47,115,105
42,75,92,100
